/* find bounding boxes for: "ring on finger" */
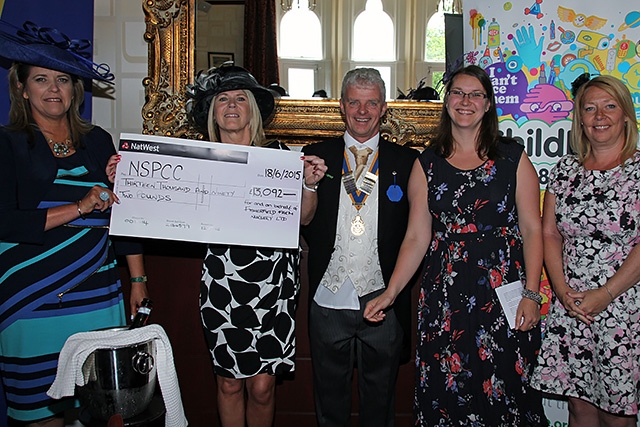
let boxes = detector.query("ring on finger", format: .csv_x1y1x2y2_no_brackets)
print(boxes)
575,300,581,306
99,191,110,201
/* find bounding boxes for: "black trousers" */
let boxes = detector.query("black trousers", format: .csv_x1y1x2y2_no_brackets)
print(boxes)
309,289,403,427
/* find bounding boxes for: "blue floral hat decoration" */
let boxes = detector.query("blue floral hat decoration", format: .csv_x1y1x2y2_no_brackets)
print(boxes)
185,62,275,133
0,20,114,82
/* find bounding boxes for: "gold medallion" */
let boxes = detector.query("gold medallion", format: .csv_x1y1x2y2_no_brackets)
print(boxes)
351,214,365,236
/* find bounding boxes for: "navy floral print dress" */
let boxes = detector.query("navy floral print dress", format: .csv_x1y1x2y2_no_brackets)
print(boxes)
415,140,546,426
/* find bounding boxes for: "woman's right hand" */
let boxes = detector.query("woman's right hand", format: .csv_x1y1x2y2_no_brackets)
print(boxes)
106,154,121,184
46,186,119,231
363,291,396,322
77,186,119,216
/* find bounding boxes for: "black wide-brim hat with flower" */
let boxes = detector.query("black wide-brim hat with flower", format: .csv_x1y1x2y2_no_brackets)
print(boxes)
186,63,275,133
0,20,114,82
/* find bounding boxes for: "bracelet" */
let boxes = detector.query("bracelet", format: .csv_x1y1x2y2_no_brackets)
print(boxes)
302,181,319,192
130,276,148,283
521,288,543,306
603,284,615,302
76,200,86,219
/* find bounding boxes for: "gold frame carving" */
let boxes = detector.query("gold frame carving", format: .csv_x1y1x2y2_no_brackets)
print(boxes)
141,0,441,147
142,0,197,138
265,99,441,148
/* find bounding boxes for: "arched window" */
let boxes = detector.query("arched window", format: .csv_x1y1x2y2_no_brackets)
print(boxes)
278,0,325,98
352,0,394,61
349,0,395,99
423,0,455,95
425,9,446,62
276,0,451,100
279,0,322,59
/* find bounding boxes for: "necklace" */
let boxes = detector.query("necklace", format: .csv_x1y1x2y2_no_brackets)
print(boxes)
48,138,73,157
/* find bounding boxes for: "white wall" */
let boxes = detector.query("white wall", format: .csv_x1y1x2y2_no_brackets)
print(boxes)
92,0,148,142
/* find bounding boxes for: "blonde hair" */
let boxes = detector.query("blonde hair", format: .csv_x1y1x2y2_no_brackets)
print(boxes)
570,75,638,165
207,89,267,146
7,62,93,145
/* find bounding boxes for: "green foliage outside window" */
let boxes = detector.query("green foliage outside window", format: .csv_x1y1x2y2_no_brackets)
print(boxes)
425,26,445,62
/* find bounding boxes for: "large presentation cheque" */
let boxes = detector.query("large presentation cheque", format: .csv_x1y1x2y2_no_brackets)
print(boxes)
109,133,303,248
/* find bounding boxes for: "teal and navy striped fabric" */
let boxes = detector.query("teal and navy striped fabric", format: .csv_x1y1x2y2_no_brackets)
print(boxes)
0,154,125,422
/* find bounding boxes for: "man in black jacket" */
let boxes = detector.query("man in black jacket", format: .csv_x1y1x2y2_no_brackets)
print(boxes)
301,68,419,427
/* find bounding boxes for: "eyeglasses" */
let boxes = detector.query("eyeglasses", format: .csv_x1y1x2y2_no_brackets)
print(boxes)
447,90,488,101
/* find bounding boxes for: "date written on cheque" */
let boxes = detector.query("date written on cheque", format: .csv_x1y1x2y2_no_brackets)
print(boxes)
262,168,302,181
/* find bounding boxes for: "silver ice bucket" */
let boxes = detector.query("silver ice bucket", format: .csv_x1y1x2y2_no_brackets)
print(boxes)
76,327,157,420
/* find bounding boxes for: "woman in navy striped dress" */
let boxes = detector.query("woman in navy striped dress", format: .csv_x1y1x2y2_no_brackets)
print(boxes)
0,22,148,426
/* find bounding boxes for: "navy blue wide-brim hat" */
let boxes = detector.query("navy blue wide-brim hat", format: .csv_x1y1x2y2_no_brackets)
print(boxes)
0,20,114,82
186,63,275,133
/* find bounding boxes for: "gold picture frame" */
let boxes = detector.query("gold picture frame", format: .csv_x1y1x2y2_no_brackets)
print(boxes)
141,0,441,147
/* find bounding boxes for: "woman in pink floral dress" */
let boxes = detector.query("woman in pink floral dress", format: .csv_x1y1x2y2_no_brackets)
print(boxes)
531,75,640,427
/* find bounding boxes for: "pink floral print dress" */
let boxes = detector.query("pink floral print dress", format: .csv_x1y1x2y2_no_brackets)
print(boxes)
531,152,640,415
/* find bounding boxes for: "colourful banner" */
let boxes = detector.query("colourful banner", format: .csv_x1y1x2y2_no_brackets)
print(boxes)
463,0,640,182
463,1,640,424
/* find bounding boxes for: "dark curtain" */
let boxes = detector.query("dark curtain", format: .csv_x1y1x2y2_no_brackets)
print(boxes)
244,0,280,86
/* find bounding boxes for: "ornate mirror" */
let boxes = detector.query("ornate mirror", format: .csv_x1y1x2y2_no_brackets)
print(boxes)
141,0,441,147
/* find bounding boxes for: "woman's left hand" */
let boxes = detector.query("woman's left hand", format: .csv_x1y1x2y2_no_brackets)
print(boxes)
130,281,150,318
515,297,540,331
302,155,328,187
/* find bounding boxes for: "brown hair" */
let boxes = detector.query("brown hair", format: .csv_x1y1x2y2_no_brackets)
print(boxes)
430,65,501,160
7,62,93,145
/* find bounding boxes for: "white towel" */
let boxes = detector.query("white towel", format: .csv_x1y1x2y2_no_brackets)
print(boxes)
48,324,188,427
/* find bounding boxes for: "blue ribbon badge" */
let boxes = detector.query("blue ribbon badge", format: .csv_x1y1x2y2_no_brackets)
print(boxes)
386,171,403,202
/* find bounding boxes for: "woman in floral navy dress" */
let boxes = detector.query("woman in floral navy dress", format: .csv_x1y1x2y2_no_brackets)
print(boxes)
365,65,547,426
